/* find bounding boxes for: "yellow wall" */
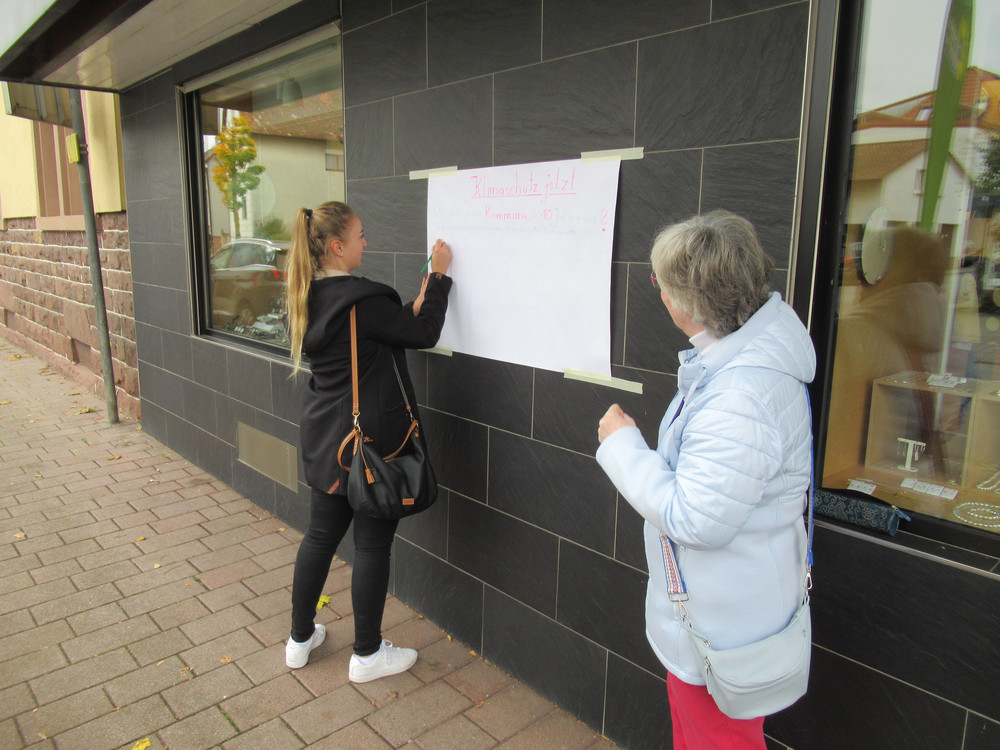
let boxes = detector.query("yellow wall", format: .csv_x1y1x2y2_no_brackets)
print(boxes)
0,107,40,219
0,88,125,221
85,91,126,213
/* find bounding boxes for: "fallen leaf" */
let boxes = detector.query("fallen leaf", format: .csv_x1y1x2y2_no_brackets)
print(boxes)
153,564,161,569
107,454,122,460
13,531,26,540
219,656,232,664
8,354,20,361
0,400,10,406
475,700,485,709
78,407,95,414
133,739,151,750
134,536,146,542
316,595,331,611
277,527,287,532
469,649,478,657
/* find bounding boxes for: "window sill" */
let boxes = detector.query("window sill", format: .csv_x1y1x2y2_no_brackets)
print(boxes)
37,215,85,232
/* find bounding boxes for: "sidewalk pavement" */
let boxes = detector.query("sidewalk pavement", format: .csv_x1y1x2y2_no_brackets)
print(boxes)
0,336,617,750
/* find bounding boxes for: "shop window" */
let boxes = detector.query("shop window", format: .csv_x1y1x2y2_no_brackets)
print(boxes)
823,0,1000,535
183,29,345,346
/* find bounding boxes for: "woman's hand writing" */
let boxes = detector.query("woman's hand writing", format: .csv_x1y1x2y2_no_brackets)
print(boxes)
430,239,452,275
598,404,636,444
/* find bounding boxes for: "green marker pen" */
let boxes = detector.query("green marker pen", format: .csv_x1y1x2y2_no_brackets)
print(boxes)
419,255,432,274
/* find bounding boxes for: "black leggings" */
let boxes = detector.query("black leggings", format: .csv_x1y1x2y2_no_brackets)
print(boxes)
290,487,399,656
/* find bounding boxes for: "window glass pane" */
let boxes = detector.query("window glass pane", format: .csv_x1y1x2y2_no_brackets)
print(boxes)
823,0,1000,534
197,35,344,344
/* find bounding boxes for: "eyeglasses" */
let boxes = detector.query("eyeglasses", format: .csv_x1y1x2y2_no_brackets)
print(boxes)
650,272,658,288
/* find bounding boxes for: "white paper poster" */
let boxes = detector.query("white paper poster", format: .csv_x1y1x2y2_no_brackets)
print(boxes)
426,158,621,375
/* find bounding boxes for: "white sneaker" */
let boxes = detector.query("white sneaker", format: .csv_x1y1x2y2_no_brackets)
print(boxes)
285,623,327,669
348,639,417,683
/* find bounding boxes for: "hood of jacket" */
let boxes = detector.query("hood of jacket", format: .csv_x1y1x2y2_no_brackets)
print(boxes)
677,292,815,396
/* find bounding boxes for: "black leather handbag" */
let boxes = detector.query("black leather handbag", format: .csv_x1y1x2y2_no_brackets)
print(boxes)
336,306,438,519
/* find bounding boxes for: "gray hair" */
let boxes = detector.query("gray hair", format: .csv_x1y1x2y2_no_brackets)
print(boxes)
650,210,773,337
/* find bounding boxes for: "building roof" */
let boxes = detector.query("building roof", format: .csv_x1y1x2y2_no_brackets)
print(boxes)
851,139,929,180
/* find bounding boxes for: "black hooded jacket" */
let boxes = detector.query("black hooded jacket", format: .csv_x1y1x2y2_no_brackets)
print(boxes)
299,273,452,494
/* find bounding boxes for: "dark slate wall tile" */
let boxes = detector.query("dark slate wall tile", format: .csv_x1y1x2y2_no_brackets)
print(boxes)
358,251,396,288
139,399,167,444
341,0,391,31
132,284,188,333
394,538,484,652
701,140,799,269
164,410,198,463
394,77,494,173
227,351,273,411
427,0,541,87
120,100,180,163
214,394,257,447
448,495,558,615
135,322,162,369
427,353,532,435
190,337,228,394
129,242,189,294
232,460,277,516
343,6,427,107
483,587,607,731
394,252,430,305
712,0,794,22
611,261,627,365
604,654,671,750
494,44,636,166
636,4,807,150
182,381,217,434
126,197,186,248
347,176,428,254
616,150,702,263
488,430,616,554
767,647,967,750
557,541,655,671
123,150,183,203
395,488,449,559
271,364,305,425
160,330,193,381
615,501,647,569
811,527,1000,721
141,363,184,416
532,366,675,455
543,0,708,60
344,100,395,179
198,432,235,487
421,409,488,500
965,716,1000,750
623,266,688,371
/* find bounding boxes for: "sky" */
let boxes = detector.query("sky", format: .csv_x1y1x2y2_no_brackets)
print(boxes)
857,0,1000,112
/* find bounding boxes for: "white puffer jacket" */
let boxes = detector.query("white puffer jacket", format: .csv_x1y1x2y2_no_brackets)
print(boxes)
596,293,816,684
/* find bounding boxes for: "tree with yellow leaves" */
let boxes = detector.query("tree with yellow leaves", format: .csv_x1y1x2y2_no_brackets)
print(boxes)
211,115,265,238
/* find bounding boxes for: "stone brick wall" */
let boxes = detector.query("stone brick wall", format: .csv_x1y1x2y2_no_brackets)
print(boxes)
0,212,139,418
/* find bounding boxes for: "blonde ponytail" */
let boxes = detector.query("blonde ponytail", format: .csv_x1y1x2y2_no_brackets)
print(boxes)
285,201,356,373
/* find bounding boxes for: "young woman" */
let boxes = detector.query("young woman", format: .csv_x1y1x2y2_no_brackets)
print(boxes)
284,201,452,681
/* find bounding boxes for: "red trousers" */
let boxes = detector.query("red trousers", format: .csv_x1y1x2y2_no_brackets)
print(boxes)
667,672,766,750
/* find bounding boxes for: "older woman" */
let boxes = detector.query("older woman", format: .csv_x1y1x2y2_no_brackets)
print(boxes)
596,210,815,748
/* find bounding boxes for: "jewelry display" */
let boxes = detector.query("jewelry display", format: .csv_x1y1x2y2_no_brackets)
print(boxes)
976,469,1000,492
953,502,1000,529
896,437,925,473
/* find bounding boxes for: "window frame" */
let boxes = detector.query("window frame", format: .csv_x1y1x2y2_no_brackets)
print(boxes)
805,0,1000,559
178,23,343,354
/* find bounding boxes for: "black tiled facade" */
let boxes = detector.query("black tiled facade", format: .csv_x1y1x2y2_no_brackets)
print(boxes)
118,1,1000,748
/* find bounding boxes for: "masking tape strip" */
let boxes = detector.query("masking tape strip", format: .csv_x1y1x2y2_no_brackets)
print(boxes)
410,166,459,180
580,147,644,162
564,369,643,393
421,346,453,356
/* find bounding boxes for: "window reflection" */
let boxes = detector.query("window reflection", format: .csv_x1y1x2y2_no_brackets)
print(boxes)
824,0,1000,534
196,35,345,345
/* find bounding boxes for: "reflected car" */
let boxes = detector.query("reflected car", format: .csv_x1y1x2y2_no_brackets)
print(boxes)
209,238,288,329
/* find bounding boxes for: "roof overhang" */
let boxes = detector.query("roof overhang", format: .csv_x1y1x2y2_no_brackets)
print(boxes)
0,0,304,92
